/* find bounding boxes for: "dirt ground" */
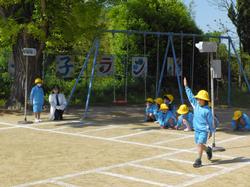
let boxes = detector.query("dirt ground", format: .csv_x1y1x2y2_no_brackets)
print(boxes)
0,106,250,187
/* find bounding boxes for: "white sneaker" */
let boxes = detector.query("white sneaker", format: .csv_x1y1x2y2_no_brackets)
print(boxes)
38,119,42,122
184,128,191,132
34,118,40,123
154,121,159,124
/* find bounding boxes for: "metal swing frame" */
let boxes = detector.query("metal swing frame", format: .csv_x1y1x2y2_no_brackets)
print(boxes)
66,29,250,119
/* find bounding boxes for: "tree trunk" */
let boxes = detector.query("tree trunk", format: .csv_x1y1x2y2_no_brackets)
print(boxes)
8,31,44,108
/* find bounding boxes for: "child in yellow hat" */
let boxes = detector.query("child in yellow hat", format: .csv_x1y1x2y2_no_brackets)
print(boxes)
157,103,176,129
163,94,176,113
30,78,44,123
145,97,157,122
153,97,164,122
184,77,214,168
176,104,193,131
231,110,250,131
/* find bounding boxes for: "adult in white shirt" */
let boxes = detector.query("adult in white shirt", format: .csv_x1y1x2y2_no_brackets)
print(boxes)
49,85,67,120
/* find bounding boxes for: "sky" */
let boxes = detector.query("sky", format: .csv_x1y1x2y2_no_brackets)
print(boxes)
182,0,237,38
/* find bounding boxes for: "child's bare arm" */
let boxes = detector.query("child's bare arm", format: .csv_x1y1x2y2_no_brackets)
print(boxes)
184,77,188,87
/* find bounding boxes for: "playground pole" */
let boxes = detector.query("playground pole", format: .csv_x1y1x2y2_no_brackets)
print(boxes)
83,39,100,118
67,39,97,107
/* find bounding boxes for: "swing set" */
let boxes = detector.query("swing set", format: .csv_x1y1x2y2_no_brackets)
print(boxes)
66,29,250,119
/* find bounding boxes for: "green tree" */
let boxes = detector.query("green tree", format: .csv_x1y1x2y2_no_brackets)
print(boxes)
106,0,202,95
0,0,107,106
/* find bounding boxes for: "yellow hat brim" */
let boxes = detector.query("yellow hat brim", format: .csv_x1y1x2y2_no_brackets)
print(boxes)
194,95,210,101
232,115,241,120
177,109,188,115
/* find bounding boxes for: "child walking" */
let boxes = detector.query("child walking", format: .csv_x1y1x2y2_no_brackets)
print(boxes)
184,77,214,168
30,78,44,123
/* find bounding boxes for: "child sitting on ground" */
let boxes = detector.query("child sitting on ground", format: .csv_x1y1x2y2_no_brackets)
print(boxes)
184,77,214,168
157,103,176,129
231,110,250,131
176,104,193,131
153,97,164,122
163,94,176,113
145,97,157,122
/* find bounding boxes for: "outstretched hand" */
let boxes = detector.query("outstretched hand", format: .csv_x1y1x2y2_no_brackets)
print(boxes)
183,77,188,87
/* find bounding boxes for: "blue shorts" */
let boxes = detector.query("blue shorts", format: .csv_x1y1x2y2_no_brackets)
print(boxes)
33,104,43,113
195,131,208,144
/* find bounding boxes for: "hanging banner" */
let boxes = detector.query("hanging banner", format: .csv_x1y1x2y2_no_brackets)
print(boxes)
167,57,174,77
96,55,114,76
8,55,15,77
167,57,181,77
132,57,148,77
56,55,74,78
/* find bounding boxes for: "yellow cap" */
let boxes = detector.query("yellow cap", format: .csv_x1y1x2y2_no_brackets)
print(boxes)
160,103,169,110
164,94,174,103
194,90,210,101
233,110,243,120
177,104,189,115
154,98,163,105
146,98,154,103
35,78,43,84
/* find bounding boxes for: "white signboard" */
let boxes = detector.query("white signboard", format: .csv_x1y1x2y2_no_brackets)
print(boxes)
96,55,114,76
211,59,222,79
22,48,37,56
56,55,74,78
132,57,147,77
195,42,217,53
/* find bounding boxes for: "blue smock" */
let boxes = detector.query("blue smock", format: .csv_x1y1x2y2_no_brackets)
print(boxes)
185,86,215,133
177,112,193,129
231,113,250,130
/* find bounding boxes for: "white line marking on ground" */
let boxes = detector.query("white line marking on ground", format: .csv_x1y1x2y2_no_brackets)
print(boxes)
13,151,183,187
78,125,120,134
50,180,80,187
51,126,70,130
0,126,18,131
128,163,200,178
175,162,250,187
153,135,193,145
40,120,82,125
97,171,170,187
161,157,226,169
153,130,190,136
0,121,238,159
110,130,153,139
3,120,247,187
214,135,246,144
0,122,181,152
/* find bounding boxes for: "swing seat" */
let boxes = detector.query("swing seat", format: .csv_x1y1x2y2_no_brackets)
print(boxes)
113,99,127,105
